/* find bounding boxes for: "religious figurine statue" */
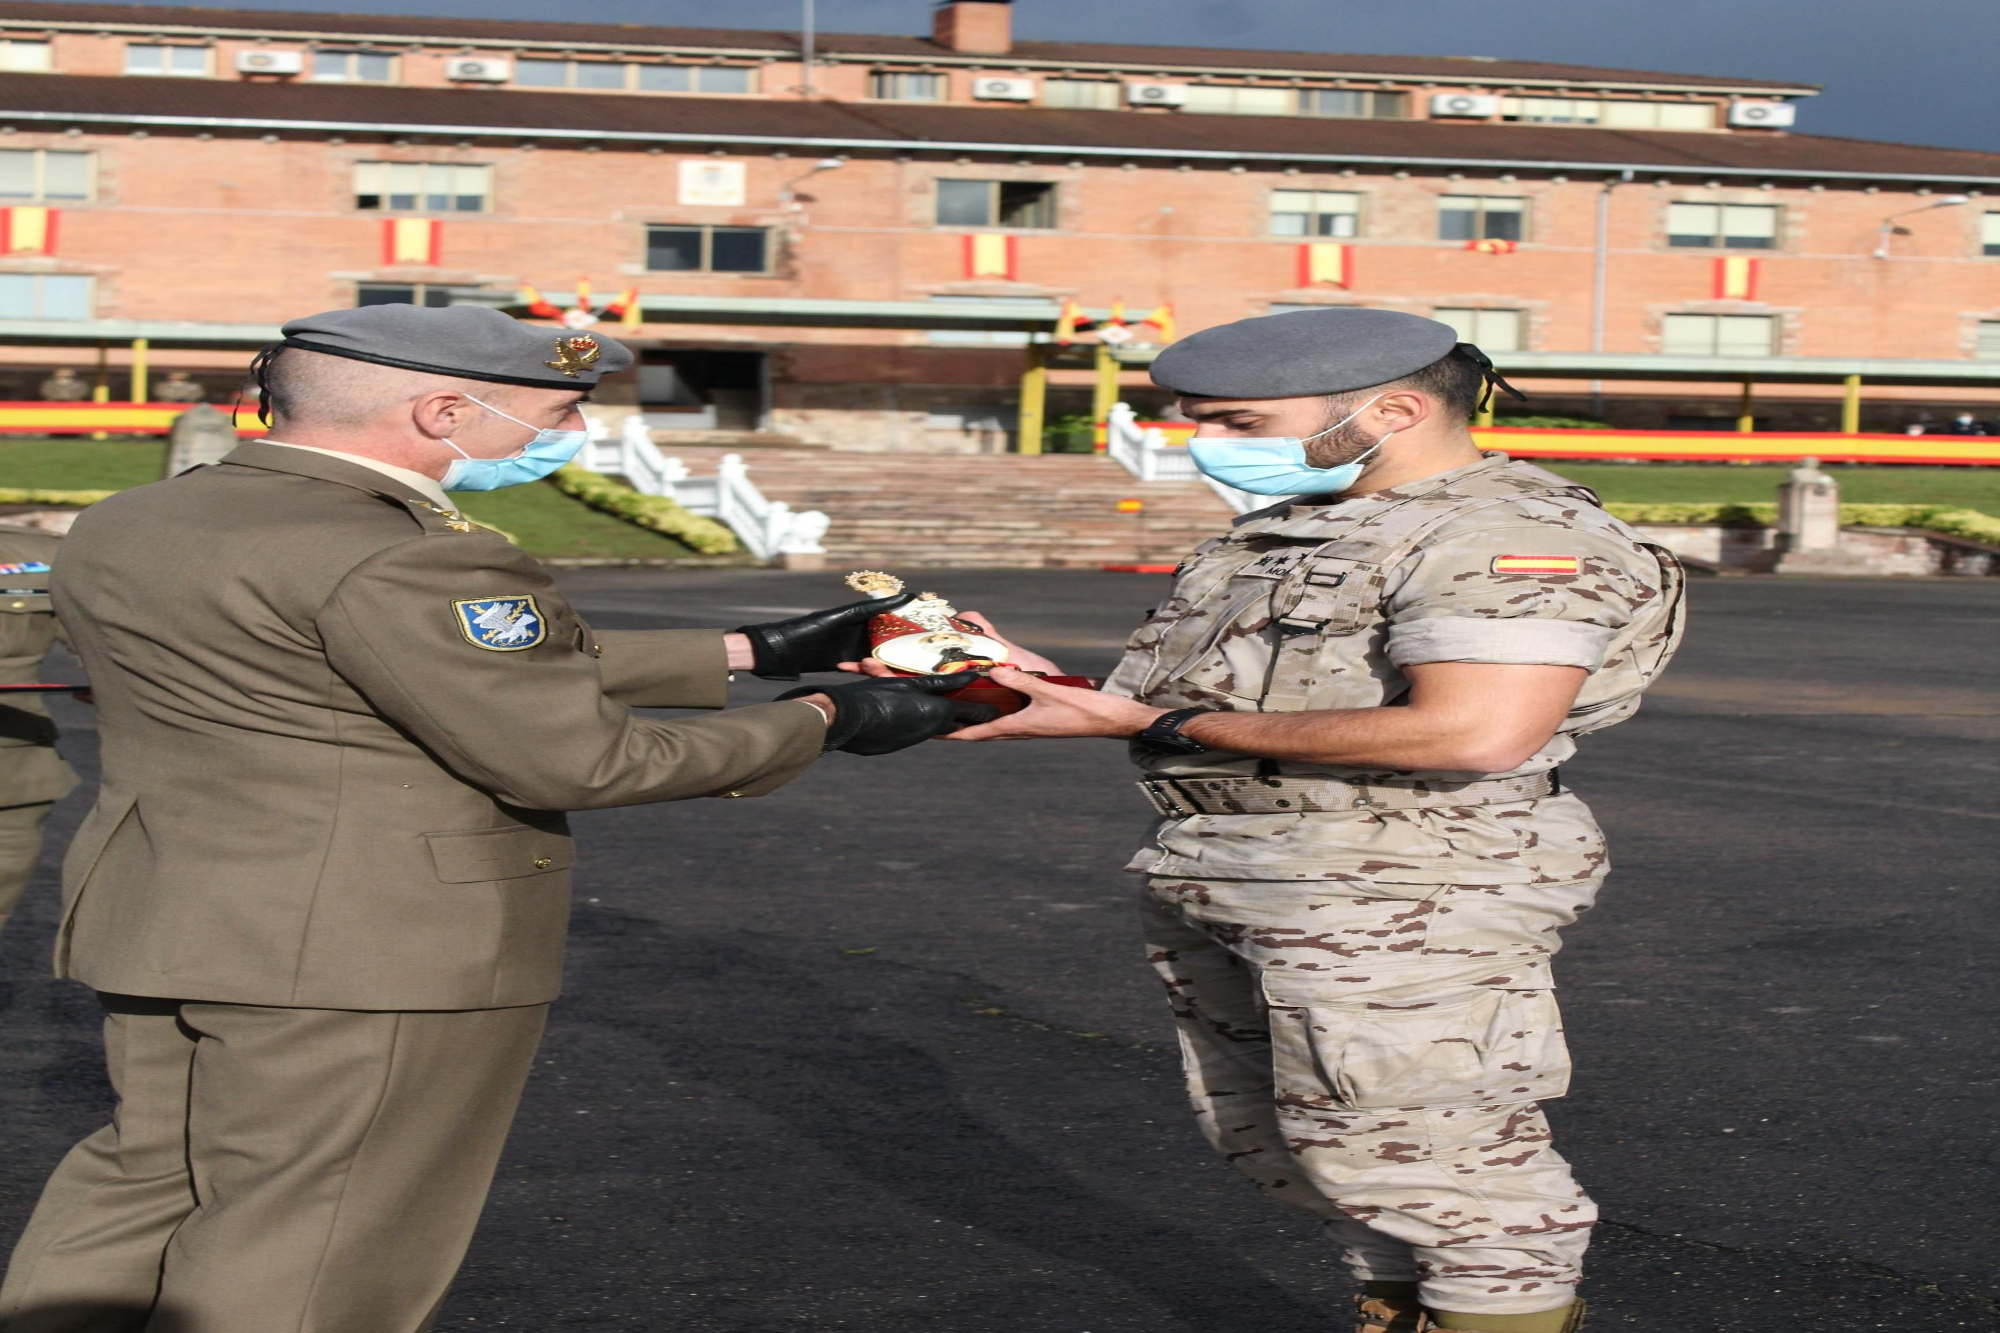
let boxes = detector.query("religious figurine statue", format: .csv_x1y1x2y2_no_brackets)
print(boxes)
846,570,1010,675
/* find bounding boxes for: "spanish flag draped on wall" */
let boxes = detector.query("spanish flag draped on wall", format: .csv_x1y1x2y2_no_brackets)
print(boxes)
1464,238,1518,255
1,207,55,255
381,218,441,266
962,233,1019,280
1297,242,1353,288
1713,256,1760,300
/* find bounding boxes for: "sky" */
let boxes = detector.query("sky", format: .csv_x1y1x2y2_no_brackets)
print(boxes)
130,0,1998,154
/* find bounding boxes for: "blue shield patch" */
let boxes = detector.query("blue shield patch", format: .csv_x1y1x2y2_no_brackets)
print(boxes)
453,596,546,652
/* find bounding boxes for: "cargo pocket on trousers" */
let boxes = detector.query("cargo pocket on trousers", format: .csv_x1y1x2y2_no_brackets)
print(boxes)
1267,964,1572,1112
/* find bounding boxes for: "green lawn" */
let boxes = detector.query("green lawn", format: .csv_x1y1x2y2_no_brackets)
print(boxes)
0,438,695,560
1539,463,2000,516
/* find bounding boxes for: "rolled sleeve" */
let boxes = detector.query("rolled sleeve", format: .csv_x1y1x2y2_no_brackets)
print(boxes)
1387,616,1617,670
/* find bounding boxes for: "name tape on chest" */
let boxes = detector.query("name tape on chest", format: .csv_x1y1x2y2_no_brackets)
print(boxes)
0,562,52,575
453,595,546,651
1491,554,1581,576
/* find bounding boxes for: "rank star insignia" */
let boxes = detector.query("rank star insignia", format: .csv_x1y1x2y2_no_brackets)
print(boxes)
1491,554,1582,576
545,334,602,378
453,596,546,651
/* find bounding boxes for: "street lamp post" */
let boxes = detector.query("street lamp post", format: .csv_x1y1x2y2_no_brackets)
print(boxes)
779,157,846,212
1872,194,1971,259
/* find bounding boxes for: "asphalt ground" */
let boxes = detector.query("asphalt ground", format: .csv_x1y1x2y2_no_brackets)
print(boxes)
2,570,1996,1332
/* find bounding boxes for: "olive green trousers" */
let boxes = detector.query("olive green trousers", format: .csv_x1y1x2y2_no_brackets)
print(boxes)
0,800,53,938
0,994,548,1332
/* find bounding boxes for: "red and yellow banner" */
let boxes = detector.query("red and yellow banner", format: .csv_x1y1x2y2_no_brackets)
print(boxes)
0,402,265,436
1713,256,1760,300
381,218,441,266
1,207,56,255
1474,426,2000,466
1297,242,1353,288
962,233,1018,280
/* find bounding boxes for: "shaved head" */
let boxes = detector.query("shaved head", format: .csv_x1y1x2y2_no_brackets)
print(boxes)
264,348,526,433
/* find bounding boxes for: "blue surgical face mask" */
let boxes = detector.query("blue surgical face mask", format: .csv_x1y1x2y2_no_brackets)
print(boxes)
1187,394,1395,497
440,394,588,492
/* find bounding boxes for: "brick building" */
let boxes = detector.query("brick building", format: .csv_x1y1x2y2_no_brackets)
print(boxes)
0,0,1997,447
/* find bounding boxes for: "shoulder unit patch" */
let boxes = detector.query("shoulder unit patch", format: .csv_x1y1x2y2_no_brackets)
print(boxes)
1491,554,1582,576
453,596,546,651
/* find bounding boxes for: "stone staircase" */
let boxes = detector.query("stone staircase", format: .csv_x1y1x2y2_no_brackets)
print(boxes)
650,447,1237,568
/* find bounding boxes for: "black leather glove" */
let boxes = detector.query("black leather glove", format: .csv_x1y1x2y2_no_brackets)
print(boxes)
736,593,913,680
778,674,995,756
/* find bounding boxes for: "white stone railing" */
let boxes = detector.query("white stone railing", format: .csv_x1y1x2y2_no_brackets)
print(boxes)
1103,401,1262,514
580,415,829,563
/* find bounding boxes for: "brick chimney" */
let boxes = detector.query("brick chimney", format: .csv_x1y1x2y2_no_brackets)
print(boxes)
932,0,1013,55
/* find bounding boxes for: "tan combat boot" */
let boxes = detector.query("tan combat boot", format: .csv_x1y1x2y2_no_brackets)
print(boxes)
1423,1299,1586,1333
1354,1291,1428,1333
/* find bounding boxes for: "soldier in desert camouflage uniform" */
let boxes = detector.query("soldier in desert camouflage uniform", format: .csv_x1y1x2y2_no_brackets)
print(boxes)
946,310,1683,1333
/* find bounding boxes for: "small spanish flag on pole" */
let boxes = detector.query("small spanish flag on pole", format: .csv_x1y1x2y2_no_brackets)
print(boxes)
519,285,563,319
1138,303,1176,343
1713,256,1760,300
962,233,1019,280
1298,242,1353,288
1054,298,1087,345
380,218,440,266
1,206,55,255
1464,238,1518,255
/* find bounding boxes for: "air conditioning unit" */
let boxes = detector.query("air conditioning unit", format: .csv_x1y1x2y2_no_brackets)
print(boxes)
446,57,512,83
973,77,1034,102
1728,100,1796,129
1126,82,1189,107
236,49,303,75
1430,93,1500,118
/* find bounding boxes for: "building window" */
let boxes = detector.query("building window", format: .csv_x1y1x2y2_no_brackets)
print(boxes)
1977,321,2000,360
645,224,770,273
1181,84,1294,116
356,283,508,308
125,43,209,76
1662,313,1777,356
1041,79,1120,110
1298,88,1408,119
0,273,92,320
515,60,753,92
1439,195,1525,242
1269,190,1361,238
1500,97,1711,129
870,71,945,101
311,49,395,82
0,149,92,201
1981,212,2000,257
935,180,1057,229
0,40,52,72
1667,202,1779,249
353,162,492,213
1434,307,1523,352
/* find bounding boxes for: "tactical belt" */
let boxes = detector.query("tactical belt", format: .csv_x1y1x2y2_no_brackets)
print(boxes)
1139,769,1559,817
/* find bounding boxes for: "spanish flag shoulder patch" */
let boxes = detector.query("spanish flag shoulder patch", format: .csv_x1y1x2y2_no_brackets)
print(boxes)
1491,554,1582,576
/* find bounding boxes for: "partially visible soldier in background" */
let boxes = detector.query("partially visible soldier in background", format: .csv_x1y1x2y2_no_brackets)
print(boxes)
34,369,88,403
0,522,76,943
152,372,206,404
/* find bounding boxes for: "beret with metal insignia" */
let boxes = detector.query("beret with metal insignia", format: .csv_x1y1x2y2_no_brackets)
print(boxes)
276,303,635,389
1150,307,1462,399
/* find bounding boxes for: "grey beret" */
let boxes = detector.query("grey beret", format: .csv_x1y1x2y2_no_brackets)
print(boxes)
279,303,634,389
1150,307,1460,399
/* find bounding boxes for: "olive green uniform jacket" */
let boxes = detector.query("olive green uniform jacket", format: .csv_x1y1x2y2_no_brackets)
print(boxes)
49,442,824,1010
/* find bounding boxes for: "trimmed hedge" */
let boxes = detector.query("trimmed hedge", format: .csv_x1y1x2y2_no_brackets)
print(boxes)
0,487,117,506
549,464,738,555
1607,501,2000,546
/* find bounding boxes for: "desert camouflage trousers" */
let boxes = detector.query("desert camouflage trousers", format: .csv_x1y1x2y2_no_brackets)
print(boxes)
1143,853,1603,1317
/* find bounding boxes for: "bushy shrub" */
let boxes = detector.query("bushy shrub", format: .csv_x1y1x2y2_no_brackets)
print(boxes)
549,465,739,555
1606,501,2000,546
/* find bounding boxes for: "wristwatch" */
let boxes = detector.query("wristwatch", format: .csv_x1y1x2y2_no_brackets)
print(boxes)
1136,707,1218,755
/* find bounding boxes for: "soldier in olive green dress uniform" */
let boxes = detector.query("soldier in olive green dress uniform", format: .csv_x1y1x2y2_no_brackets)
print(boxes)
0,305,964,1333
944,310,1684,1333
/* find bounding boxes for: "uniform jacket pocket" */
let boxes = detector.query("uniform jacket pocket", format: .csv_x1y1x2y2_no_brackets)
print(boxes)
425,825,574,883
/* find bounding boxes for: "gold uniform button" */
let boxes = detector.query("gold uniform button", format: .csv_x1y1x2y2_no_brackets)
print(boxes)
533,857,554,870
723,791,747,799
